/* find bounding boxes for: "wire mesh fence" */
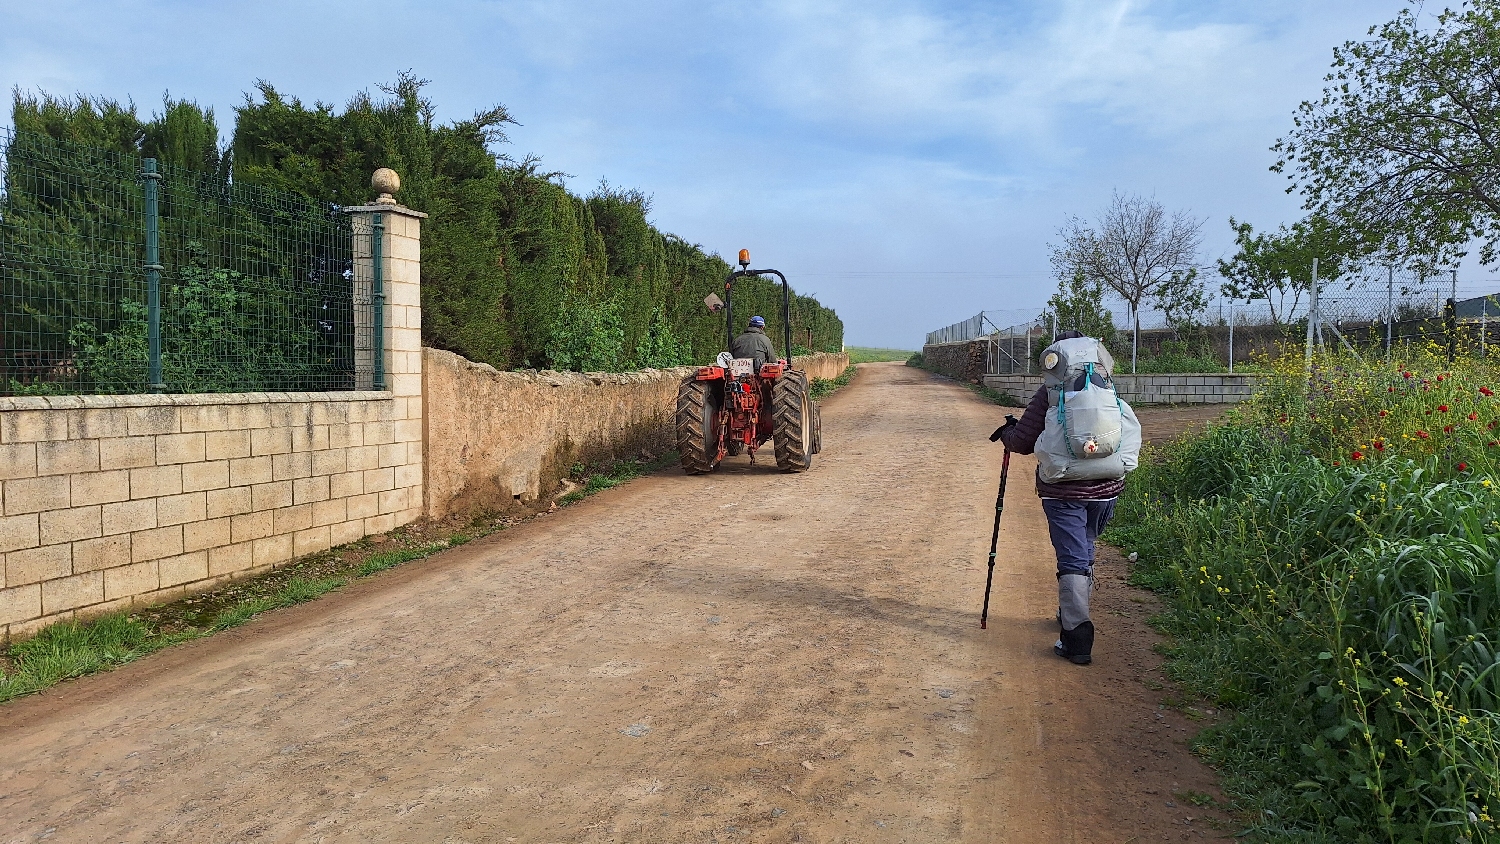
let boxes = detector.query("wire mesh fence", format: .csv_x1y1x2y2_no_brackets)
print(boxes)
0,129,363,396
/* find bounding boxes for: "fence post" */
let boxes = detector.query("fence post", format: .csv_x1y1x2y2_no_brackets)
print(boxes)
1305,259,1317,370
1385,265,1393,360
1483,298,1488,359
1445,296,1457,364
143,158,165,392
1228,303,1234,373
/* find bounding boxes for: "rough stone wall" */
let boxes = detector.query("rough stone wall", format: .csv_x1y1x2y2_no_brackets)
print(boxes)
981,373,1262,405
921,341,988,382
423,350,849,519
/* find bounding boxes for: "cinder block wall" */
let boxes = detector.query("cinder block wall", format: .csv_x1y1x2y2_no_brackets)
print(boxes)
423,351,850,519
981,373,1262,405
0,202,425,641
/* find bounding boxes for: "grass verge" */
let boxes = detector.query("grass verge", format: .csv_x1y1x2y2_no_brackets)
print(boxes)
810,364,857,399
0,450,685,705
846,347,913,363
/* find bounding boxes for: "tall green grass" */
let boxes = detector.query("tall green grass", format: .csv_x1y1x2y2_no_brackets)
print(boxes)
1112,350,1500,842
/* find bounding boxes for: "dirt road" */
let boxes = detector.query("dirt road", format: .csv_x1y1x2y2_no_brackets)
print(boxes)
0,362,1230,843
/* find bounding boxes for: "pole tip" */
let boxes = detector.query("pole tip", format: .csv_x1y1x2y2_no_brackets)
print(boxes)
980,620,987,630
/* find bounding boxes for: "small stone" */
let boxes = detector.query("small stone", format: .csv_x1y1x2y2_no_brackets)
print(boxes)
621,723,651,737
708,616,721,624
801,760,815,771
935,688,954,699
771,808,785,818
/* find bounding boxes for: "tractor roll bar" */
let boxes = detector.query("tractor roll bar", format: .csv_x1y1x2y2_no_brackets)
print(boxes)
723,268,792,360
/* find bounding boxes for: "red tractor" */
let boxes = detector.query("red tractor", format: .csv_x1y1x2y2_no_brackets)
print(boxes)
675,250,822,474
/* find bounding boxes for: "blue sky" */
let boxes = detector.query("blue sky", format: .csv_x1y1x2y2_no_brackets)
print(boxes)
1,1,1423,347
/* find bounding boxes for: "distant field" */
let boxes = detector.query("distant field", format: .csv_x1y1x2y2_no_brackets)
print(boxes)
846,347,914,363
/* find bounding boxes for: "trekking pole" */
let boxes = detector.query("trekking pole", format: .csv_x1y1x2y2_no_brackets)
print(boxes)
980,416,1017,630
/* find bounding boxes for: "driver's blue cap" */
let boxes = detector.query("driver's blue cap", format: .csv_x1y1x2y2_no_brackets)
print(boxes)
749,316,766,327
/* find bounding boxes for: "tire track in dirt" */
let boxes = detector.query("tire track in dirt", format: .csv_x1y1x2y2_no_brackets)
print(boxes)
0,362,1229,843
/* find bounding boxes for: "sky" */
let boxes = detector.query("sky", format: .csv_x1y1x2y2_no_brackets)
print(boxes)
0,0,1439,348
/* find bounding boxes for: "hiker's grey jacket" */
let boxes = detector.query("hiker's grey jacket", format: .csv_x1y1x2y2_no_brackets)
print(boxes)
730,326,777,369
999,386,1126,500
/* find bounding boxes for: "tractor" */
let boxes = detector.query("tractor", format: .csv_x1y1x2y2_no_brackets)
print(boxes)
675,250,822,474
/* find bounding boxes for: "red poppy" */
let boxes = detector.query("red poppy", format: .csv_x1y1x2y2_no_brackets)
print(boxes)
1483,386,1495,397
1470,412,1479,421
1351,451,1364,461
1417,430,1431,439
1489,441,1498,447
1440,405,1450,412
1403,371,1413,378
1438,374,1447,382
1459,462,1469,471
1374,440,1386,451
1332,460,1342,466
1379,410,1389,417
1445,425,1455,434
1388,387,1396,393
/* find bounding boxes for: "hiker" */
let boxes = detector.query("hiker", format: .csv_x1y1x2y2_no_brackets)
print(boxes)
730,315,778,369
996,330,1142,665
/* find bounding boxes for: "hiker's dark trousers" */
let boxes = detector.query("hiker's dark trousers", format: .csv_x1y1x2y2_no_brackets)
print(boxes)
1040,498,1116,577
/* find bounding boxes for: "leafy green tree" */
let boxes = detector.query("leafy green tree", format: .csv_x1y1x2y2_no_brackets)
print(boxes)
1273,3,1500,266
1042,270,1117,343
1217,215,1357,324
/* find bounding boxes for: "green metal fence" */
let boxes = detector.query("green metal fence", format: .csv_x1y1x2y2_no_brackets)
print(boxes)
0,129,365,395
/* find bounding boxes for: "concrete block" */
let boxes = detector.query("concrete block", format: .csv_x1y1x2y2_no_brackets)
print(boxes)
131,525,183,563
311,498,346,528
393,418,422,444
273,503,313,534
327,423,362,449
0,443,38,480
272,452,312,482
252,480,293,511
6,543,70,586
183,517,232,554
230,511,274,544
229,456,273,487
155,432,206,465
293,526,331,557
130,465,183,500
364,513,396,535
71,469,131,507
346,492,380,520
0,513,38,554
37,439,100,474
345,445,380,472
330,519,364,547
311,449,347,476
156,492,207,527
158,551,208,588
390,373,421,396
73,534,132,573
1,410,69,444
251,534,294,567
102,498,157,536
40,505,102,545
289,424,330,453
100,436,158,470
204,430,251,461
293,475,331,505
206,486,253,519
378,487,409,513
6,476,71,515
311,402,351,426
329,470,363,499
208,542,254,576
394,462,422,490
220,403,272,430
125,405,178,436
0,584,42,625
363,468,395,494
104,561,159,600
251,427,293,457
362,420,395,446
177,404,233,433
377,443,407,469
41,570,103,614
394,507,421,528
69,408,130,440
182,460,230,493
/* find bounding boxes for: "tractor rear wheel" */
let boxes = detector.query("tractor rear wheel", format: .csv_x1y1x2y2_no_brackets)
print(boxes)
773,375,813,472
676,378,721,474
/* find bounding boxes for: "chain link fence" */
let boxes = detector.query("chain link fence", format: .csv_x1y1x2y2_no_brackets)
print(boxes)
0,129,365,396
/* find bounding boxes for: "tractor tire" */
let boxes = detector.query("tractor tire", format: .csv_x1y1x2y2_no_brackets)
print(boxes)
676,378,721,474
773,375,814,472
811,402,823,454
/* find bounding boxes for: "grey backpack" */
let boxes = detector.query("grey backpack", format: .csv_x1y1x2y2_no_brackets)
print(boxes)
1034,337,1142,483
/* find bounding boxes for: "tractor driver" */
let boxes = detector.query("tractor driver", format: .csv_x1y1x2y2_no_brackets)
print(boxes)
730,315,778,369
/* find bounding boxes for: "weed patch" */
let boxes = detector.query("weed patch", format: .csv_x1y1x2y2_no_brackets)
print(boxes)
810,365,856,400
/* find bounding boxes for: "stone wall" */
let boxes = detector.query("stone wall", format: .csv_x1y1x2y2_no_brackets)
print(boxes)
981,372,1261,405
0,203,425,642
921,341,988,382
423,351,850,519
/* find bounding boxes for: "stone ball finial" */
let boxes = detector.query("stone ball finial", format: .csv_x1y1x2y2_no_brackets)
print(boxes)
372,168,401,204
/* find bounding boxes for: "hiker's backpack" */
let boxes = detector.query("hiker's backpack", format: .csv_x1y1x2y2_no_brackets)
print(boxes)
1034,336,1142,484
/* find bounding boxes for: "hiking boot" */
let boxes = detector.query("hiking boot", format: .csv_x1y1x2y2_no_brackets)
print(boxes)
1056,621,1094,665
